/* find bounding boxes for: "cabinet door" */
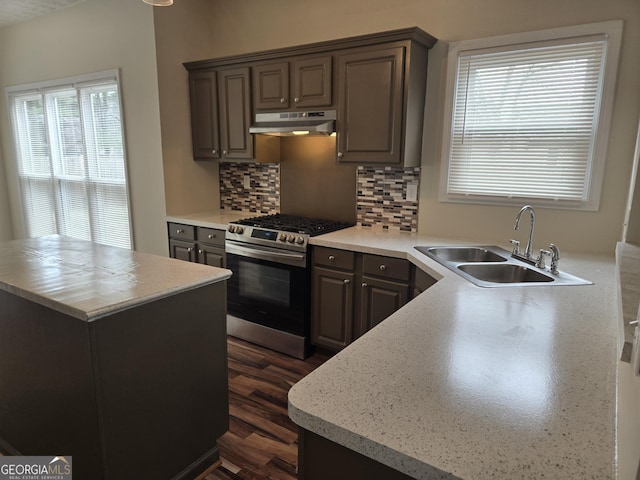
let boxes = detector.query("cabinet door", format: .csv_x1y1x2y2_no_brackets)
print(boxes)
311,266,354,351
292,56,333,109
197,245,226,268
169,239,197,262
219,67,253,160
189,71,220,160
359,275,409,334
337,46,404,165
253,62,290,110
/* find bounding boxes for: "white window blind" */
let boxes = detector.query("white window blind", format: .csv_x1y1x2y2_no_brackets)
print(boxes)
441,22,622,210
9,71,132,249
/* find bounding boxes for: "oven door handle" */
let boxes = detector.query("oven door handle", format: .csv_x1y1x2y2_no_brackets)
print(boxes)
225,241,307,267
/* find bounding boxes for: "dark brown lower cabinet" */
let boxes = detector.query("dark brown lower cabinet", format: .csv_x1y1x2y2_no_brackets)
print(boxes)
169,238,197,262
168,223,226,268
312,266,355,351
311,246,432,352
359,275,409,333
198,243,225,268
298,428,414,480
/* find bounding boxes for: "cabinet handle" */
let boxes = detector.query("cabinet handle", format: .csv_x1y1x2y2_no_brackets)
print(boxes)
337,152,343,158
212,149,217,155
379,264,386,271
343,279,350,284
223,150,228,155
328,255,335,261
362,282,368,288
294,97,300,103
176,229,184,234
187,247,193,252
208,234,215,239
280,98,286,104
198,249,204,254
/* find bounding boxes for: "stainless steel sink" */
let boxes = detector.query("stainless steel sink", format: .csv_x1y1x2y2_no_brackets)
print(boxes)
415,245,591,287
458,263,553,284
421,246,507,263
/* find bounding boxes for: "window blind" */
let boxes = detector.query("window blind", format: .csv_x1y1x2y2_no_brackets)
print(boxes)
446,35,608,204
10,73,132,249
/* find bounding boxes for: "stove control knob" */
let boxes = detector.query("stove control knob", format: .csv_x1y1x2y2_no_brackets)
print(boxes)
236,226,244,235
287,234,295,243
296,236,305,245
228,225,236,233
278,233,287,242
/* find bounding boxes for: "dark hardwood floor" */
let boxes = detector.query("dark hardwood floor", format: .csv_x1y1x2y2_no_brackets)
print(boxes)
205,337,330,480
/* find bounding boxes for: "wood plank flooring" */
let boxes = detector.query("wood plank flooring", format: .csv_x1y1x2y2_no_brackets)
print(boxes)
205,337,330,480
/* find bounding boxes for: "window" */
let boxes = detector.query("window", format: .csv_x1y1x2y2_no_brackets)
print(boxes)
440,21,622,210
8,70,132,249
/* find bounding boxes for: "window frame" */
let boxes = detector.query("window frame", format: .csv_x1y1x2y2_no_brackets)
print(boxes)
6,69,134,249
439,21,623,211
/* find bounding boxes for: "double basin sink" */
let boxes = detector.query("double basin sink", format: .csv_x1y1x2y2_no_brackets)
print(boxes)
416,245,591,287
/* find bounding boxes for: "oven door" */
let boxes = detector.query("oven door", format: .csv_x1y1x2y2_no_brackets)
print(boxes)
225,240,310,336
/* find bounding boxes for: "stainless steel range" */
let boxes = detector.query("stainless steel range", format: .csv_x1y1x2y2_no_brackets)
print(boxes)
225,214,352,358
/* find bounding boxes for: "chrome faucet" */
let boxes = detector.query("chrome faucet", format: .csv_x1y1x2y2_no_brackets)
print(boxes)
512,205,536,264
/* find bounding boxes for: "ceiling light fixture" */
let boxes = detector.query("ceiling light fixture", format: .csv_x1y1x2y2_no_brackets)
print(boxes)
143,0,173,6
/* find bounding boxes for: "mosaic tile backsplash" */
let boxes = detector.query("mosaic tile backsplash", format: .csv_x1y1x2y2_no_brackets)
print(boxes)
219,162,280,214
357,166,420,232
219,161,419,232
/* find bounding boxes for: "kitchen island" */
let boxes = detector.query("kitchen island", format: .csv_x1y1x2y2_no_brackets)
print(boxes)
289,227,619,479
0,235,231,480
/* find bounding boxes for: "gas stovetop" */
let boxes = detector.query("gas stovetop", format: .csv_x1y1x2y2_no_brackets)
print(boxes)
234,214,353,236
226,214,353,252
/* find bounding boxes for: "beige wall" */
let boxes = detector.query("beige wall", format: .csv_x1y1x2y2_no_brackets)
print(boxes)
0,0,167,255
153,0,222,216
161,0,639,254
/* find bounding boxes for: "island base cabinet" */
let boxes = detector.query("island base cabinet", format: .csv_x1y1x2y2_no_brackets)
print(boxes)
0,282,229,480
298,428,414,480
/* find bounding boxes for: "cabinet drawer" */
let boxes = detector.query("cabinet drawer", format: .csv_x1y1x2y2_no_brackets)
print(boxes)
168,222,196,241
313,246,355,270
362,254,410,281
197,227,225,247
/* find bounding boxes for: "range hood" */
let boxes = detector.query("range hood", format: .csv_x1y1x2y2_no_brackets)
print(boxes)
249,110,336,136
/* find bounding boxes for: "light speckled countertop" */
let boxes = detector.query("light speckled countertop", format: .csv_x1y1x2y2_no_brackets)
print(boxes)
167,210,256,230
0,235,231,321
289,226,619,479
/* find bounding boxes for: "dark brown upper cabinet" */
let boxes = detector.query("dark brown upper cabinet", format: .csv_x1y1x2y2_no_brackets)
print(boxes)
189,71,220,160
218,67,254,160
336,46,404,165
185,27,436,165
253,62,290,110
336,40,429,167
187,66,279,162
253,56,333,111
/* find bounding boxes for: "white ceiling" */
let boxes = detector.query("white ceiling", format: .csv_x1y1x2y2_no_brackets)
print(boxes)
0,0,88,29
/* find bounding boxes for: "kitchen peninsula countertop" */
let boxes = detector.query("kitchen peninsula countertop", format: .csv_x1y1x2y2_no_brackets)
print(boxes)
289,226,619,479
0,235,231,321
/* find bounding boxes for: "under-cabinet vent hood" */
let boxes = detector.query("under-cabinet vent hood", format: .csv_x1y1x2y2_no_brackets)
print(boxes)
249,110,336,136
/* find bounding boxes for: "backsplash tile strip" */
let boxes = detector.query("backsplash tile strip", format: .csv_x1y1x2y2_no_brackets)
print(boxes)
219,162,418,231
357,166,420,232
219,163,280,214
